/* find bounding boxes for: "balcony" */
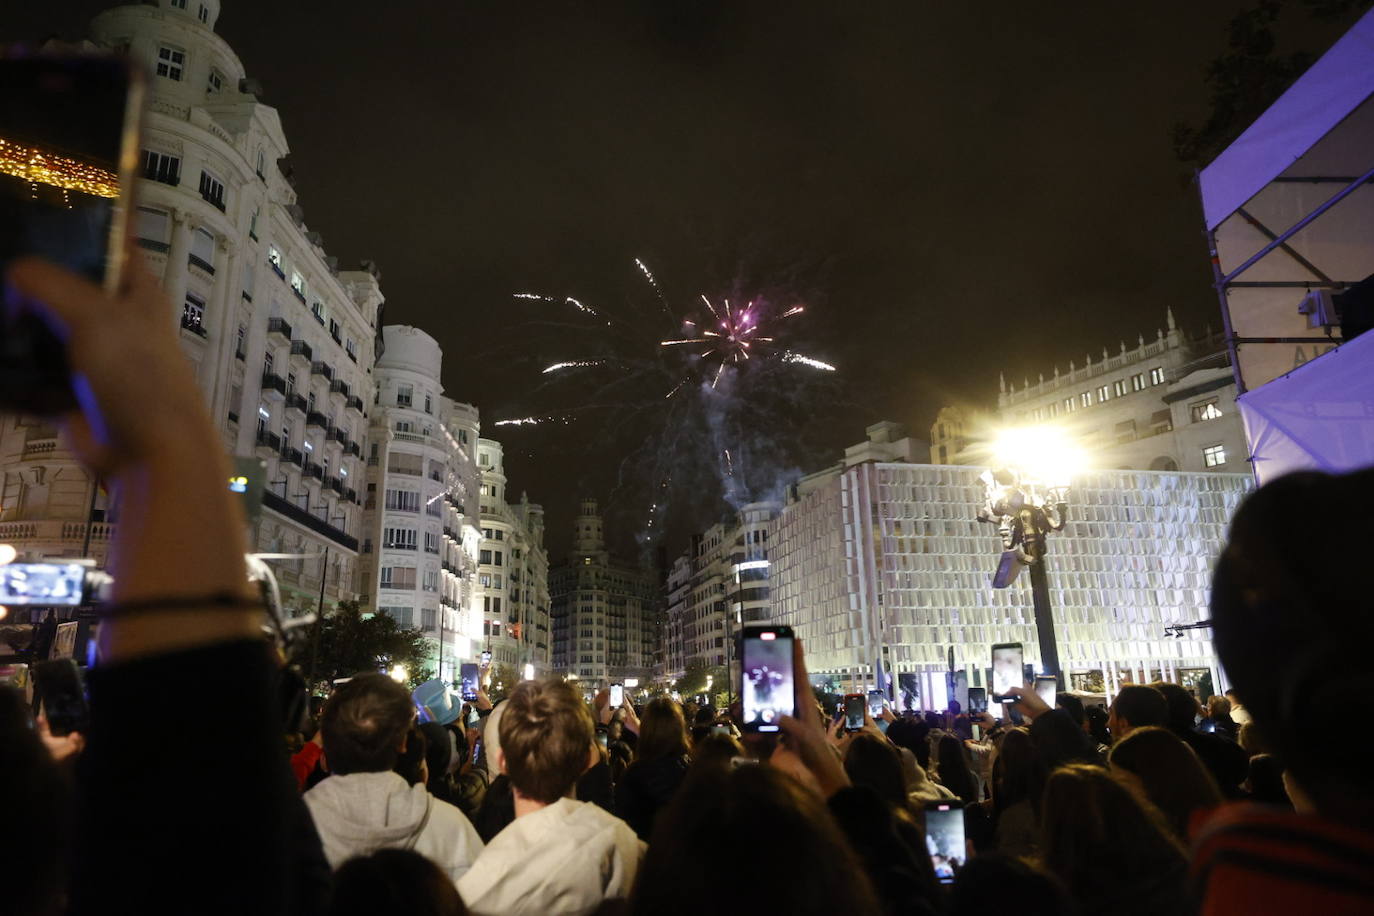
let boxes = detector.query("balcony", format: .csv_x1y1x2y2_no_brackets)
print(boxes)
281,446,304,467
254,430,281,453
268,258,285,279
292,286,307,304
311,361,334,380
267,317,292,341
261,490,357,552
343,487,358,503
302,460,324,481
290,339,313,363
137,238,170,253
285,393,307,414
180,314,207,338
305,411,328,429
22,437,58,460
346,441,361,458
346,395,365,414
260,372,287,399
329,379,350,398
188,253,215,275
384,540,416,551
324,476,344,494
443,526,456,541
328,427,349,446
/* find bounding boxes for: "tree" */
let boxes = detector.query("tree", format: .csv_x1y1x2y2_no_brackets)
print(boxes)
674,661,727,705
484,663,519,704
294,600,434,691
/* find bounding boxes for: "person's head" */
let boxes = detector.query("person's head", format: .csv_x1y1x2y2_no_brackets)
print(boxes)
1108,685,1168,740
843,733,908,809
990,726,1036,811
1205,695,1232,720
1211,469,1374,815
321,674,416,775
1055,692,1085,729
327,848,466,916
1109,725,1222,840
417,722,453,791
1224,688,1241,706
1245,754,1291,807
950,854,1073,916
936,734,978,804
636,697,691,763
886,717,932,771
1237,721,1270,757
631,763,883,916
498,678,594,804
607,717,623,742
688,731,744,771
1084,705,1111,746
394,725,429,786
1149,681,1203,735
1039,764,1186,904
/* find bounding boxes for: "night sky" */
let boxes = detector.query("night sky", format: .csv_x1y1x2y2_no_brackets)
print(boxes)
2,2,1355,559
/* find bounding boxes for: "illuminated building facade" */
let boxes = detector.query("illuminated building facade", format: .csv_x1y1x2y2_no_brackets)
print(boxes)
771,423,1251,700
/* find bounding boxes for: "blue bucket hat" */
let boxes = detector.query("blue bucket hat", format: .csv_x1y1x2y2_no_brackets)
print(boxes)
413,678,460,726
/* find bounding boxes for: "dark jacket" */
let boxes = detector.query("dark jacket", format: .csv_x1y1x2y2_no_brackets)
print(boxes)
1181,727,1249,797
614,754,690,840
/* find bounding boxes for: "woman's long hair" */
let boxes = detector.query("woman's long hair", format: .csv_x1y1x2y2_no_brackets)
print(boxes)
635,698,691,764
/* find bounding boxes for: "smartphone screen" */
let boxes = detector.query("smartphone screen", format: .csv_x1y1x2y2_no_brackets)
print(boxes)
459,663,479,702
596,731,608,749
609,684,624,708
712,722,731,736
33,658,88,736
479,650,492,666
844,694,865,731
898,672,920,713
990,642,1024,701
924,801,966,885
966,687,987,715
867,689,885,717
1034,675,1057,708
0,562,85,606
740,625,795,732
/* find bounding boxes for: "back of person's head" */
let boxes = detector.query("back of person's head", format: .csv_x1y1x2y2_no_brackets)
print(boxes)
886,717,932,771
636,697,690,763
1109,725,1222,839
936,734,978,804
1211,469,1374,812
499,678,593,803
1246,753,1291,807
688,731,743,771
321,674,416,775
1206,695,1231,719
1085,705,1111,746
1055,693,1086,729
394,725,429,786
1237,721,1270,757
418,722,455,799
327,848,466,916
951,854,1073,916
1110,685,1168,733
1,685,69,916
631,763,883,916
991,726,1036,812
1039,764,1185,906
1148,681,1201,734
843,733,908,809
693,705,716,726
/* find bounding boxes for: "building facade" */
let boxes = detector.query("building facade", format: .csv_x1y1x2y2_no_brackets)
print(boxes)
549,499,658,686
771,423,1251,701
930,313,1248,476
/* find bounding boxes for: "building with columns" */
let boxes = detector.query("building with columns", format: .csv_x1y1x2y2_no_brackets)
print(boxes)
929,313,1248,476
549,499,659,686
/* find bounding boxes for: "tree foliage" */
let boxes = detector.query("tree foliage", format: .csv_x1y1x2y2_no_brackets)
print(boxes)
293,600,434,690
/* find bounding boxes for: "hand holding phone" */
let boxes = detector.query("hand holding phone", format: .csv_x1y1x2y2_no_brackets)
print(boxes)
739,625,795,733
609,684,624,708
924,800,966,885
990,642,1024,701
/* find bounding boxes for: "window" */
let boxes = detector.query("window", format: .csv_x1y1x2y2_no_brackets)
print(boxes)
155,46,185,81
1132,373,1145,392
291,271,306,297
181,293,206,335
329,318,341,342
423,570,439,592
256,148,266,177
384,527,418,550
171,0,186,8
263,351,274,374
281,422,292,446
346,337,357,361
198,4,209,23
142,150,181,185
395,421,413,434
380,605,413,627
1080,391,1091,407
307,391,316,412
388,452,423,476
384,489,421,512
1203,444,1227,467
198,171,225,210
286,372,296,395
1150,367,1165,386
1096,385,1110,402
424,394,432,414
1192,400,1223,422
1062,397,1075,413
207,67,223,93
190,226,215,271
235,324,246,358
134,206,170,248
484,596,502,615
480,549,492,565
249,206,260,239
421,608,436,632
1114,379,1128,397
397,384,413,408
268,245,283,272
424,532,439,553
312,301,325,324
479,452,490,467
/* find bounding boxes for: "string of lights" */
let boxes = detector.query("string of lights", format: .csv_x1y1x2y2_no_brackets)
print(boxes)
0,136,119,199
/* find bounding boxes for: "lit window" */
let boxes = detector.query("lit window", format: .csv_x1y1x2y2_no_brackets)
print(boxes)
1132,374,1145,392
1203,444,1226,467
1114,379,1127,397
1080,392,1091,407
1097,385,1110,402
268,246,282,270
156,46,185,81
1150,367,1165,386
181,293,206,335
291,271,306,296
1191,401,1223,423
397,384,413,408
1063,397,1075,413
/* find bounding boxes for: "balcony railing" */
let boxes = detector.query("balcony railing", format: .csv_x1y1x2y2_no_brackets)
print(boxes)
267,317,292,340
188,253,215,275
324,476,344,494
269,259,285,279
255,430,281,452
281,446,304,466
384,541,417,551
305,411,328,429
346,441,361,458
180,314,207,338
262,490,357,552
285,393,307,414
302,460,324,481
346,395,365,414
330,379,350,397
260,372,287,398
311,362,334,380
290,339,313,362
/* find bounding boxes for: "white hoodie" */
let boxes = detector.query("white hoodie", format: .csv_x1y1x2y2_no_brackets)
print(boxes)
304,771,484,883
456,797,645,916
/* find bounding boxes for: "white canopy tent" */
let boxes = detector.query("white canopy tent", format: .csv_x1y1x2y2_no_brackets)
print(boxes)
1199,8,1374,482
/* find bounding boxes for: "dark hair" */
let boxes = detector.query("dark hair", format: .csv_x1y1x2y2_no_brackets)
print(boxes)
499,678,593,804
1109,726,1222,840
886,717,932,771
1039,764,1187,912
1149,681,1203,735
951,854,1073,916
417,722,455,803
631,764,883,916
1085,706,1111,747
1246,754,1291,807
327,848,466,916
636,698,691,763
321,674,415,775
1210,470,1374,810
1055,693,1085,728
1111,685,1169,731
843,733,908,809
0,685,69,916
990,726,1036,814
394,725,429,786
688,732,743,771
936,734,979,804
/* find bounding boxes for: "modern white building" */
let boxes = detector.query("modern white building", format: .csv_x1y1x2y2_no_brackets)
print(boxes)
770,422,1251,701
1,0,382,614
549,499,659,686
931,314,1248,476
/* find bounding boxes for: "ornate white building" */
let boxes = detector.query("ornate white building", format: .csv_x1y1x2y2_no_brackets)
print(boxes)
770,422,1251,701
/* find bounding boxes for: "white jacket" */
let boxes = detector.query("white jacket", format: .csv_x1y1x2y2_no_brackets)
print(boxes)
456,797,646,916
304,771,484,883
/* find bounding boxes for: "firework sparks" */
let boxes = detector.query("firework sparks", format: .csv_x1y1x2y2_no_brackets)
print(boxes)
542,360,604,374
514,292,602,319
782,352,837,372
493,416,544,427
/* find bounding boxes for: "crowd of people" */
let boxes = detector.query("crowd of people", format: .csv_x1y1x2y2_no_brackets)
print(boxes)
3,257,1374,916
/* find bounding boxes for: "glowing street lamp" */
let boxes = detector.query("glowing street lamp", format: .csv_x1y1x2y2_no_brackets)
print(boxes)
978,426,1086,685
389,664,409,684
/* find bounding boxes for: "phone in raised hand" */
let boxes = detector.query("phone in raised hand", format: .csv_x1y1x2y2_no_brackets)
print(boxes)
924,800,966,885
739,625,795,733
609,684,624,708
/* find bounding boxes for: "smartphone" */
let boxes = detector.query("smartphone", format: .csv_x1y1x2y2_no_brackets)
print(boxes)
479,650,492,667
0,562,86,606
596,730,608,749
843,693,865,731
739,624,795,733
1034,675,1058,708
924,800,966,885
990,642,1024,701
609,684,624,708
966,687,987,716
471,737,483,766
32,658,89,737
0,55,144,415
867,688,885,718
459,663,479,702
712,722,732,736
